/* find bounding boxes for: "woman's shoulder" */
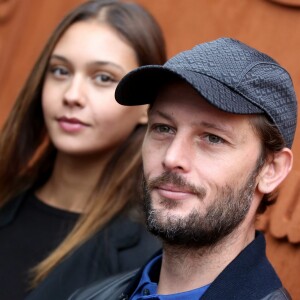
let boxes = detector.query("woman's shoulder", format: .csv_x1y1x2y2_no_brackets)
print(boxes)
101,210,161,254
88,209,161,272
24,210,161,300
0,191,27,227
68,269,138,300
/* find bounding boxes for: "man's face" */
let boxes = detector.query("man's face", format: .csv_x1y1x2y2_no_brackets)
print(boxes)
142,81,264,248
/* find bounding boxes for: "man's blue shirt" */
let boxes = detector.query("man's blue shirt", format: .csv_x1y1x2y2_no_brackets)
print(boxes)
130,254,210,300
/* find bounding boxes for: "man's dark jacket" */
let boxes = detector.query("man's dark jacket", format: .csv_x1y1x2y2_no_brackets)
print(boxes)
69,232,291,300
0,193,161,300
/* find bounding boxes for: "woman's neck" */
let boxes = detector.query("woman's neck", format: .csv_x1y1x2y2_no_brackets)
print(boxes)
36,151,113,213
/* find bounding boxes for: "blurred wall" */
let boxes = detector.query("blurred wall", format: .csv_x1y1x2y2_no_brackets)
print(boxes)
1,0,300,164
137,0,300,166
1,0,300,296
0,0,85,126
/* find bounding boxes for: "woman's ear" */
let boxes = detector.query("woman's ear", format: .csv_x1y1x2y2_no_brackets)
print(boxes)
138,105,148,125
258,148,293,194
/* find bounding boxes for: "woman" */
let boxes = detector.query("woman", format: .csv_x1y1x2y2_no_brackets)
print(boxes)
0,1,166,299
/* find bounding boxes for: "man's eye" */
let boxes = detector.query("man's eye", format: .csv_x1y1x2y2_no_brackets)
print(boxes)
205,134,224,144
155,125,171,133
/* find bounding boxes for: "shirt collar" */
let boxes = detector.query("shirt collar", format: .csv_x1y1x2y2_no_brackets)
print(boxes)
130,254,210,300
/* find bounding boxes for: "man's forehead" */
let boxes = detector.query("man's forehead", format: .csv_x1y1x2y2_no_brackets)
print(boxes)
150,84,254,128
151,79,219,114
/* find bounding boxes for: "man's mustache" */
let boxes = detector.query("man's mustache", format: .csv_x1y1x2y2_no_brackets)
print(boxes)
145,171,207,200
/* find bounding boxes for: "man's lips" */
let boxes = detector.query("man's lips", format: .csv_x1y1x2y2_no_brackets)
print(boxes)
154,184,196,200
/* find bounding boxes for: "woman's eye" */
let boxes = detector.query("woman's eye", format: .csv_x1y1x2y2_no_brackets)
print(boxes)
94,73,117,85
49,66,69,78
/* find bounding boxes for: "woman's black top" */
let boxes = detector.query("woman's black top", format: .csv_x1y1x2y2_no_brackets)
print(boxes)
0,193,79,300
0,192,161,300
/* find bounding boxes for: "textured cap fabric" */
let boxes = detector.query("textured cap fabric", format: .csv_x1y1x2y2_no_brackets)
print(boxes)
115,38,297,148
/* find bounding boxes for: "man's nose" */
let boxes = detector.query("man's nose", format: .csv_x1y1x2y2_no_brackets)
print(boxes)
162,135,192,173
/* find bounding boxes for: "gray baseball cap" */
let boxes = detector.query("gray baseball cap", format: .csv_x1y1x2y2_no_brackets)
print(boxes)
115,38,297,148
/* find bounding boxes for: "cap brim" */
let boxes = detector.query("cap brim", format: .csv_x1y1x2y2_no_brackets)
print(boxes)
115,65,264,115
115,65,175,106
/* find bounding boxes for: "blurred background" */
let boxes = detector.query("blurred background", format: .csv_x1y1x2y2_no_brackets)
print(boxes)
1,0,299,161
1,0,300,172
1,0,300,296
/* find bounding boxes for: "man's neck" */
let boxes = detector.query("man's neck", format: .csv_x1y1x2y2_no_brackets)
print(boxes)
157,226,255,295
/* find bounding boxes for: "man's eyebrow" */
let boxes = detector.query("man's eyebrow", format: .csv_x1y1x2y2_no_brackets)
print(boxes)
196,121,236,137
148,110,174,122
149,109,235,134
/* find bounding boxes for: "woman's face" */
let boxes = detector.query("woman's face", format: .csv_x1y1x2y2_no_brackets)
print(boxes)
42,21,146,156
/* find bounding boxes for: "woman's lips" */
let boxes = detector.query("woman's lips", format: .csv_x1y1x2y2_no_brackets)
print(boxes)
57,117,89,133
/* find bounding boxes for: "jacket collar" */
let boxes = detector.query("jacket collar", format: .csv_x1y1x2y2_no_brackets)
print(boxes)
202,232,281,299
123,232,282,300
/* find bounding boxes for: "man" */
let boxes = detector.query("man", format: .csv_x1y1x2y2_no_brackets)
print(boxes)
70,38,297,299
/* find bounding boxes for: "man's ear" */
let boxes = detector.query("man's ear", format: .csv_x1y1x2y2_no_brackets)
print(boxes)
258,148,293,194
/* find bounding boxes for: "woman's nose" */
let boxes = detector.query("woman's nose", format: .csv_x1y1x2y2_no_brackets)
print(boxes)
63,75,85,107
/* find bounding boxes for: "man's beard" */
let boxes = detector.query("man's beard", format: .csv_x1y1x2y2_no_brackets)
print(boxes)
142,159,263,249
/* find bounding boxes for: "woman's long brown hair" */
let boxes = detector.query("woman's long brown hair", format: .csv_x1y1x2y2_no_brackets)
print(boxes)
0,0,166,287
